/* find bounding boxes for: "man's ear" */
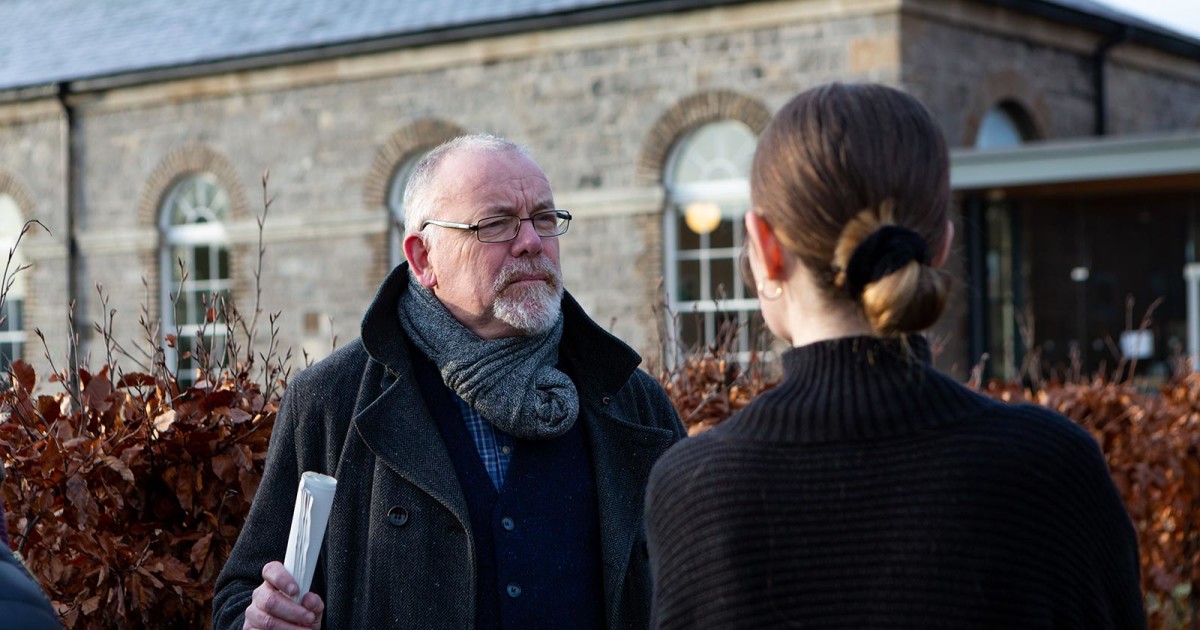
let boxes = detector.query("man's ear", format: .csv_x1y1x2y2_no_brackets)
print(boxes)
403,233,438,288
744,211,786,280
931,219,955,269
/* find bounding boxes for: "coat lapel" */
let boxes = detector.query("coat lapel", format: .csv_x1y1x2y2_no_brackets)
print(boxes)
351,363,470,529
353,264,471,527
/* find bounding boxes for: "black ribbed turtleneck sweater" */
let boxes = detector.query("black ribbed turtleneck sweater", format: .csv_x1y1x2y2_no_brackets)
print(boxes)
645,336,1145,629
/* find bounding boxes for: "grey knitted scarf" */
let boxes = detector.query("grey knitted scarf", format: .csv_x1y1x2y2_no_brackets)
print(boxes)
397,275,579,440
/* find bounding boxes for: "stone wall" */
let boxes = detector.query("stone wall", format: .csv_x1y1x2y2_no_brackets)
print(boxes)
1,0,1199,383
15,2,899,375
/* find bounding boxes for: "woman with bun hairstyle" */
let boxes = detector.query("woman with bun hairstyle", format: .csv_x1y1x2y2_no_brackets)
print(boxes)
644,83,1144,629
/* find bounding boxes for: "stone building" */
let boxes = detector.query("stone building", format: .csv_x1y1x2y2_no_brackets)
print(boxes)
1,0,1199,384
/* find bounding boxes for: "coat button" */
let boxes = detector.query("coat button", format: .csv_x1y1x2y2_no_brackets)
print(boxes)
506,583,522,598
387,506,409,527
501,516,515,531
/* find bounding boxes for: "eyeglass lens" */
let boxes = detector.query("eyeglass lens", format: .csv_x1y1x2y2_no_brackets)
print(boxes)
477,212,569,242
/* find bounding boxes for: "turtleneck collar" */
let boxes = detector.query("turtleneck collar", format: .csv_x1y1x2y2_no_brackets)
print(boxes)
724,335,989,444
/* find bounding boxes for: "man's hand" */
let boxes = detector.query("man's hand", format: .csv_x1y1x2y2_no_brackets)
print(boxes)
243,561,324,630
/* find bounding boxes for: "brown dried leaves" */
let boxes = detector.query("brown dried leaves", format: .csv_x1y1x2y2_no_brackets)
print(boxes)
0,361,278,629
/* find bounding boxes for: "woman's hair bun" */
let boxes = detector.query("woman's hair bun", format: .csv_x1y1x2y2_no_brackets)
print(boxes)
833,208,950,336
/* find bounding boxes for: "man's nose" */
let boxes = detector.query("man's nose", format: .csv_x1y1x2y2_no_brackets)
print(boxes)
510,218,544,257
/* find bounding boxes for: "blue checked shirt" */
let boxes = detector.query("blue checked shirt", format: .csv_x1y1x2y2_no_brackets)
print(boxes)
453,394,515,490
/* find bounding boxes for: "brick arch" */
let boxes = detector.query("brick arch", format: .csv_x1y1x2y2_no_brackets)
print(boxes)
0,170,37,219
137,145,249,229
362,119,468,211
961,69,1051,148
636,90,772,187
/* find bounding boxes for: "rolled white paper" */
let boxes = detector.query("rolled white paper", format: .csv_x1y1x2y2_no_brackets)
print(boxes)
282,471,337,602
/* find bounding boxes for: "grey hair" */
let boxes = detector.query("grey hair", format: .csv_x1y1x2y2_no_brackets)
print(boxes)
402,134,532,245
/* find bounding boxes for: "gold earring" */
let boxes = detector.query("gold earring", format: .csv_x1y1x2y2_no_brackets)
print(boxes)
757,279,783,301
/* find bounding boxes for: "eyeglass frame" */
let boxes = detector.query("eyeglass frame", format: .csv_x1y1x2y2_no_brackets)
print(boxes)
421,209,573,243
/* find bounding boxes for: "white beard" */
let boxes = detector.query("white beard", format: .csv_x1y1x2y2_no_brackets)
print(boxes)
491,257,564,334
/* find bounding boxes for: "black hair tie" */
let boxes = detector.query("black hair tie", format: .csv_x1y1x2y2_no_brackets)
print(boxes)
843,225,929,300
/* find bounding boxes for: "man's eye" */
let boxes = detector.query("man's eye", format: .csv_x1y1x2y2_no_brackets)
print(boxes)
477,218,513,238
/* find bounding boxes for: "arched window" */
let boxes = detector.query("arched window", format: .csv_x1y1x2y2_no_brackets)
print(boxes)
975,102,1036,150
663,120,760,359
387,150,433,268
0,194,27,370
160,174,231,384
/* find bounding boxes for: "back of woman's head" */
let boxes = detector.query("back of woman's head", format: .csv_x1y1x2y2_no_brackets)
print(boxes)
750,82,952,336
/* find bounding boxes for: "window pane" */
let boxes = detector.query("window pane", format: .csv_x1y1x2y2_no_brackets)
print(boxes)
715,310,741,344
676,209,701,251
169,175,229,226
218,247,230,278
711,257,735,301
670,121,756,184
205,331,231,368
191,291,208,325
677,260,701,302
975,107,1024,150
710,217,734,249
172,245,194,282
195,245,211,279
679,311,702,351
0,342,17,368
171,290,187,324
0,301,12,332
210,188,230,221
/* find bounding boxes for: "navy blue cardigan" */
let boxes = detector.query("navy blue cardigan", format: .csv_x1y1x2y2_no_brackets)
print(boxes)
414,350,604,630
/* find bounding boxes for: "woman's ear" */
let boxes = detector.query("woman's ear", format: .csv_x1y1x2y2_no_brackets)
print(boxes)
744,211,787,280
931,219,955,268
403,233,438,288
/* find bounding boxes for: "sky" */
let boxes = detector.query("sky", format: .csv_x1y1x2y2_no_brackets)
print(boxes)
1092,0,1200,39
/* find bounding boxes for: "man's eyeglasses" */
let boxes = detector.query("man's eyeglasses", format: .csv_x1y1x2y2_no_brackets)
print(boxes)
422,210,572,243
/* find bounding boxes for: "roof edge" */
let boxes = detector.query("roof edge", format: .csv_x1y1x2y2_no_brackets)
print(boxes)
950,131,1200,189
971,0,1200,59
4,0,1197,100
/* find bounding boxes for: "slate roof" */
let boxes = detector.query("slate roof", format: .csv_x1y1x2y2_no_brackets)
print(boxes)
1,0,1196,92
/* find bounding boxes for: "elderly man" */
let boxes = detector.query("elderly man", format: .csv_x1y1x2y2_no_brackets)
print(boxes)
212,134,685,630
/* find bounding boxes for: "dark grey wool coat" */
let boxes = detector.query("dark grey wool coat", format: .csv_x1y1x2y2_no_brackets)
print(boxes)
212,264,686,629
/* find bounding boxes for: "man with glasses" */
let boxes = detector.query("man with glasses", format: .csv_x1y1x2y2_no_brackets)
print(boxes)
214,134,686,630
